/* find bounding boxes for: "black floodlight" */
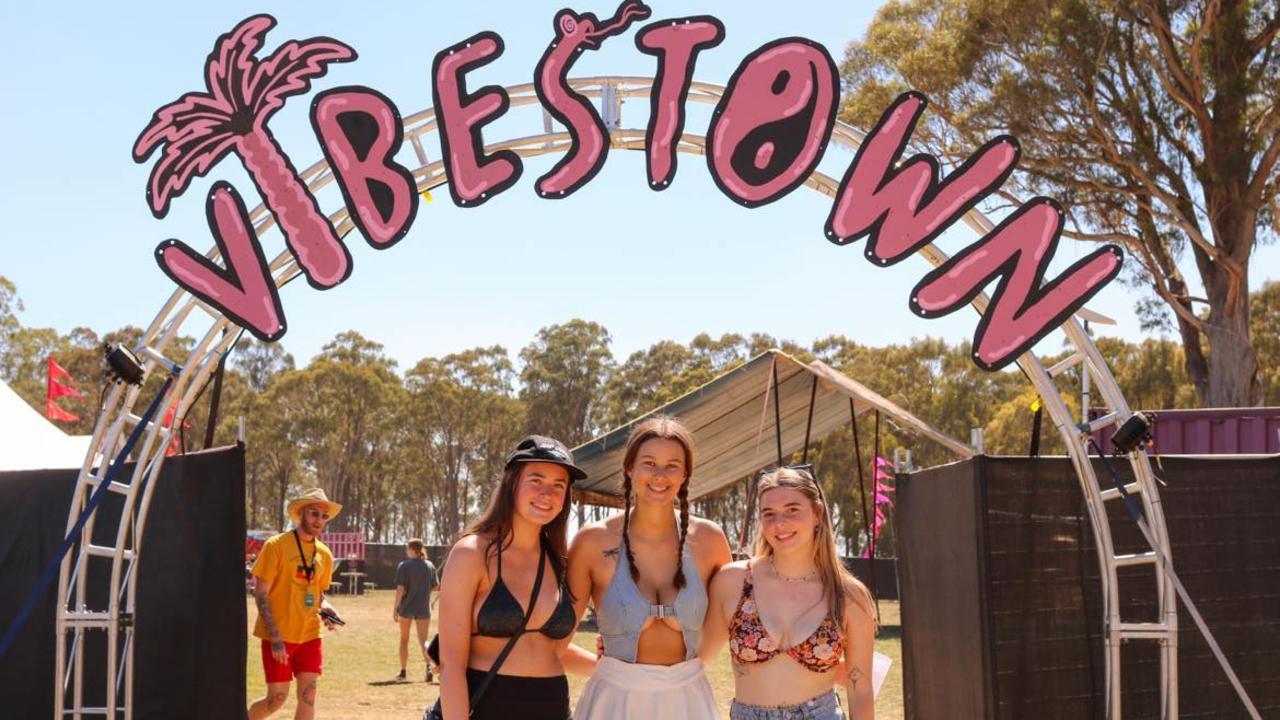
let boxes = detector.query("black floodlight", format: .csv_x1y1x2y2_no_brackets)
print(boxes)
105,343,145,385
1112,412,1154,454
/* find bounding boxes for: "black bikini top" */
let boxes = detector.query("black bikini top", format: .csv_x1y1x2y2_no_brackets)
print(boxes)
474,540,576,640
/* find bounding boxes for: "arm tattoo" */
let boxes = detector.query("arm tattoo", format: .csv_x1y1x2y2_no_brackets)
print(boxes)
255,591,282,642
847,665,863,689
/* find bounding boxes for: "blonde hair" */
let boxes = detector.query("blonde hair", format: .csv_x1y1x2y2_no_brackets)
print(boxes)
407,538,426,560
752,466,873,625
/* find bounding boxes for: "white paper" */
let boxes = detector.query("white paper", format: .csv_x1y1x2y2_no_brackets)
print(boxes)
871,651,892,698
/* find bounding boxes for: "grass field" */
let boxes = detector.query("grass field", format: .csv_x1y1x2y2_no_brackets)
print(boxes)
247,590,904,719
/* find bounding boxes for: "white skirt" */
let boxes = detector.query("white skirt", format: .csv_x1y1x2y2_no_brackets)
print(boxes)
574,656,719,720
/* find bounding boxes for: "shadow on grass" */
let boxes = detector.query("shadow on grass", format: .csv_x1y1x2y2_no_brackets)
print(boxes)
876,624,903,640
366,679,410,687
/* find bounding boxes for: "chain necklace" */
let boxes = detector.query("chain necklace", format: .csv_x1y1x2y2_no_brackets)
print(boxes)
769,555,818,583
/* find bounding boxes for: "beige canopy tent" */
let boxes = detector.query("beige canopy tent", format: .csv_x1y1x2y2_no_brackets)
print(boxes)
572,350,973,502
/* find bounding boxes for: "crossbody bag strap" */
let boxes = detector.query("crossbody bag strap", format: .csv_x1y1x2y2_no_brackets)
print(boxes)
467,542,548,712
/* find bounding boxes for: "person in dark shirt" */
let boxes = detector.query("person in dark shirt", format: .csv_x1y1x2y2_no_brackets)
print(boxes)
394,538,438,681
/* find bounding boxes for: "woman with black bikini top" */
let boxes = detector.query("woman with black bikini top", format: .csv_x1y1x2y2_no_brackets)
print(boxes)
435,435,591,720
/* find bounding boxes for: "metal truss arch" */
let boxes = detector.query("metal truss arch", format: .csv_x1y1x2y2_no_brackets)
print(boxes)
60,76,1175,719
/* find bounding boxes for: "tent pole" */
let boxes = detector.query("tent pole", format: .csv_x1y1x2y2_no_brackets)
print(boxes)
740,354,781,555
802,375,817,464
851,400,872,567
771,359,783,465
870,409,881,608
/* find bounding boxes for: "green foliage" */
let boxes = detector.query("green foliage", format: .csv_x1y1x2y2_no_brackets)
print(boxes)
1251,281,1280,404
233,337,295,392
519,319,614,445
406,346,523,542
841,0,1280,406
11,268,1278,549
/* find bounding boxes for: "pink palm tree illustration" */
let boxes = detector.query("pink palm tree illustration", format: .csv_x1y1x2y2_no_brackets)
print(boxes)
134,14,357,289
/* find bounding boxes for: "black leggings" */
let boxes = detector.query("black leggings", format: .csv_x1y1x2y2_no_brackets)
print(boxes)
466,668,570,720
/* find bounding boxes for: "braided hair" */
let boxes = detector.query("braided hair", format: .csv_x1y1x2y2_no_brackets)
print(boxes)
620,415,695,591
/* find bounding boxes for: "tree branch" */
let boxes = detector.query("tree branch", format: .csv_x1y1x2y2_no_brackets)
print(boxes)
1128,1,1216,153
1247,6,1280,56
1248,127,1280,203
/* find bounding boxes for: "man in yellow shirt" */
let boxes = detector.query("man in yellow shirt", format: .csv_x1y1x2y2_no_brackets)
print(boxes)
248,488,344,720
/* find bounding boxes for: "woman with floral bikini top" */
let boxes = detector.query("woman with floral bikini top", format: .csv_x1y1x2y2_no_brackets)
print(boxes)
702,466,877,719
728,562,844,672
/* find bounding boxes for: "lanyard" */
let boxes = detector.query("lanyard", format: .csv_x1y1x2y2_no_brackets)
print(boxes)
292,530,317,582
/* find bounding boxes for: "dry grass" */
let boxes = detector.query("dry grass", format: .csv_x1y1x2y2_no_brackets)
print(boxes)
247,591,904,719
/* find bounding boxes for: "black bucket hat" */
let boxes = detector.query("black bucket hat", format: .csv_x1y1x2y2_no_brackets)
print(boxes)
505,435,588,482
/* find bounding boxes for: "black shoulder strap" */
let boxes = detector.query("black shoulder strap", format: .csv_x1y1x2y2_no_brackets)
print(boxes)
467,543,546,712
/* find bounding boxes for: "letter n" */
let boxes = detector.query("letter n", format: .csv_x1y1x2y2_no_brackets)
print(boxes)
911,199,1123,370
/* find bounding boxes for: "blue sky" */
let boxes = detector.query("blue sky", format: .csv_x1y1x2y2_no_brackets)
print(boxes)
3,1,1270,369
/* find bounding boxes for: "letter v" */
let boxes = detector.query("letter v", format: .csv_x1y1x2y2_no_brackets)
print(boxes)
910,199,1122,371
154,181,287,342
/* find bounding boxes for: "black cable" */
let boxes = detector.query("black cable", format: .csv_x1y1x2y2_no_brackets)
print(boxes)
177,330,244,454
203,345,229,448
1028,404,1043,457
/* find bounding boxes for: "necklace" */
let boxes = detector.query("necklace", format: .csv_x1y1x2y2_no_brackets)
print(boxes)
770,555,818,583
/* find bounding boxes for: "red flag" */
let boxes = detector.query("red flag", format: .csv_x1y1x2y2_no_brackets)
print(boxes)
46,398,80,423
162,403,190,456
47,381,81,401
46,357,83,423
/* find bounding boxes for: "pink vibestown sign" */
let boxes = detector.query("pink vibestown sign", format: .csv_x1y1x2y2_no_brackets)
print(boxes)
133,0,1123,371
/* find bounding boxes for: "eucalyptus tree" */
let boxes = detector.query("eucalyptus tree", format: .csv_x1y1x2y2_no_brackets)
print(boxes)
842,0,1280,406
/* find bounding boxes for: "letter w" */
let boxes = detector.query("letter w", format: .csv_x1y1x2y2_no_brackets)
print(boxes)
825,92,1019,266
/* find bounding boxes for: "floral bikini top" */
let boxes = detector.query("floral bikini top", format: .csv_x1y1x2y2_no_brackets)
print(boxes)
727,562,843,673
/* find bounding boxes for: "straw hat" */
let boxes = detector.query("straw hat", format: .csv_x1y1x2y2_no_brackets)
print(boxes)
287,487,343,524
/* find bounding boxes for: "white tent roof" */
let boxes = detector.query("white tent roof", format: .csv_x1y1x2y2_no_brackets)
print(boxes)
572,350,972,501
0,379,92,472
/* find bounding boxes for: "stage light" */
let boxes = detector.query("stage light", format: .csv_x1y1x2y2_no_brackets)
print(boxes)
1111,412,1154,454
104,343,145,385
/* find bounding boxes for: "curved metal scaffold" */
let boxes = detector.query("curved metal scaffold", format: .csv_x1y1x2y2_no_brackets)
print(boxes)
57,77,1179,719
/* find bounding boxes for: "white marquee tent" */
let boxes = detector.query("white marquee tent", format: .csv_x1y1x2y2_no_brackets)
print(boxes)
0,379,92,472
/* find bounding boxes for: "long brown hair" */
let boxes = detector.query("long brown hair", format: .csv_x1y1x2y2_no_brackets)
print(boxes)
752,466,872,625
460,461,573,586
621,415,695,590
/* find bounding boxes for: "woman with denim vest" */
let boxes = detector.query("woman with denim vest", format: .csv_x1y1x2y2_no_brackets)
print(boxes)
567,416,732,719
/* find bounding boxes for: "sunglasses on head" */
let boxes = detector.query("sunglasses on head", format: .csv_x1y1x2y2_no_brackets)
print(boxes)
758,462,814,476
758,463,826,500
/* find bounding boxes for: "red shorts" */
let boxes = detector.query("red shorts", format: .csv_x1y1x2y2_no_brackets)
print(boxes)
261,638,323,683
